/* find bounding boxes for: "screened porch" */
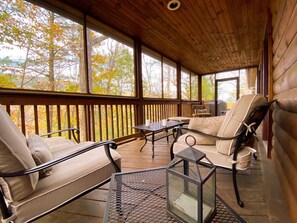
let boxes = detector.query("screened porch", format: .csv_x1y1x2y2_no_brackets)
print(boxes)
0,0,297,222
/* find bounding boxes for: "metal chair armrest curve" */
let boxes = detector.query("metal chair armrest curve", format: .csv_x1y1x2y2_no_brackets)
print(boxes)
0,140,120,178
39,127,80,143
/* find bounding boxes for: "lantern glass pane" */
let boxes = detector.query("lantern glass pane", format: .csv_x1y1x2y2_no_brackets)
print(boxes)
202,171,216,221
168,171,200,222
197,164,211,179
188,163,201,181
168,171,185,205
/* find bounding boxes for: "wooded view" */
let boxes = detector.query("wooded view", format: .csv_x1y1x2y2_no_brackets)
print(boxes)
0,0,252,140
0,0,137,96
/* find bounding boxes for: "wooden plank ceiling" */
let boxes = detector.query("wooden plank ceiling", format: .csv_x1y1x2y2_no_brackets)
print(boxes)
57,0,269,75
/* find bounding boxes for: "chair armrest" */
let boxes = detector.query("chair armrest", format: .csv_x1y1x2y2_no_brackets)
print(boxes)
0,140,120,178
39,127,80,143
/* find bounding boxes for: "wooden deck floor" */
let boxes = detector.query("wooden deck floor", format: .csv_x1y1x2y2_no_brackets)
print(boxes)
35,136,290,223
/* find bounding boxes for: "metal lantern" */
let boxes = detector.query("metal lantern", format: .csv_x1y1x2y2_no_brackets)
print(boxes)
166,136,216,223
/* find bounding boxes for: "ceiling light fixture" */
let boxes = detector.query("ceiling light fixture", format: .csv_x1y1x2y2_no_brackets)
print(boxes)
167,0,181,11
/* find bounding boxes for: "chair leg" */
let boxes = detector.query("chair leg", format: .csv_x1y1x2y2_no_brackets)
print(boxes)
252,136,259,160
170,143,175,160
232,165,244,208
170,128,182,160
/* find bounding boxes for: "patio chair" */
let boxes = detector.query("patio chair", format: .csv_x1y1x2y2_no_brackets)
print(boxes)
0,105,121,223
170,94,275,207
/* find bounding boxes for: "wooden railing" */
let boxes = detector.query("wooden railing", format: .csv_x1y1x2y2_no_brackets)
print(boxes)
0,90,182,143
144,104,178,122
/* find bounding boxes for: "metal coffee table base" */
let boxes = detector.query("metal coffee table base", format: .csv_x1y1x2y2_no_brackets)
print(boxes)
133,121,183,158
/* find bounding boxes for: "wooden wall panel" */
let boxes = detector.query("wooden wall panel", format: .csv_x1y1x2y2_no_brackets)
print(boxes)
273,61,297,94
273,108,297,140
271,0,297,222
274,86,297,113
272,0,286,41
273,138,297,201
273,33,297,80
272,150,297,222
270,0,282,25
272,0,297,57
273,123,297,169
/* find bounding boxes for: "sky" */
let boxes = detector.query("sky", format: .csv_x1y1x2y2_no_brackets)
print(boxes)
0,43,26,60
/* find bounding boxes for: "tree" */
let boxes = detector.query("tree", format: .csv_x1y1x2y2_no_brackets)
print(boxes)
191,74,198,100
0,57,17,88
181,71,191,100
202,74,215,101
0,0,86,134
142,54,162,98
0,0,83,92
163,63,177,99
90,36,134,96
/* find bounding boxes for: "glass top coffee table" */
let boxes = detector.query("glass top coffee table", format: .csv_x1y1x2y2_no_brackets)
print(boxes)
104,167,246,223
133,121,183,158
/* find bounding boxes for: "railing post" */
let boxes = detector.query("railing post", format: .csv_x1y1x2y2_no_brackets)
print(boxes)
176,63,182,116
84,105,91,141
134,39,144,125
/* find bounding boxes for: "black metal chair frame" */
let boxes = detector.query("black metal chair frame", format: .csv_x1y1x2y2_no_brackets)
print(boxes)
0,128,121,223
170,100,276,207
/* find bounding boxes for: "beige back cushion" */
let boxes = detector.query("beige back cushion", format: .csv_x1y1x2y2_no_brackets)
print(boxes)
0,105,38,201
188,116,225,145
28,134,53,178
216,94,267,155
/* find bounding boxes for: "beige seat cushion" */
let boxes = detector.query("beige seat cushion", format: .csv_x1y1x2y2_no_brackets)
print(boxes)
7,139,121,223
216,94,266,155
173,139,252,170
0,105,38,201
188,116,225,145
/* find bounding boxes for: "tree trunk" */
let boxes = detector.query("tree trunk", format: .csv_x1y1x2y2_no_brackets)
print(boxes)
47,12,56,131
87,29,93,93
20,45,30,88
48,12,55,92
79,26,87,93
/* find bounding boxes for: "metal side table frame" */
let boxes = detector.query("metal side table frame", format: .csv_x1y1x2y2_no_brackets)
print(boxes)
133,121,184,158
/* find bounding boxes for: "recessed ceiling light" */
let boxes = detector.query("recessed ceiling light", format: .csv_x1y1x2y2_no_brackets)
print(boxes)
167,0,181,11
